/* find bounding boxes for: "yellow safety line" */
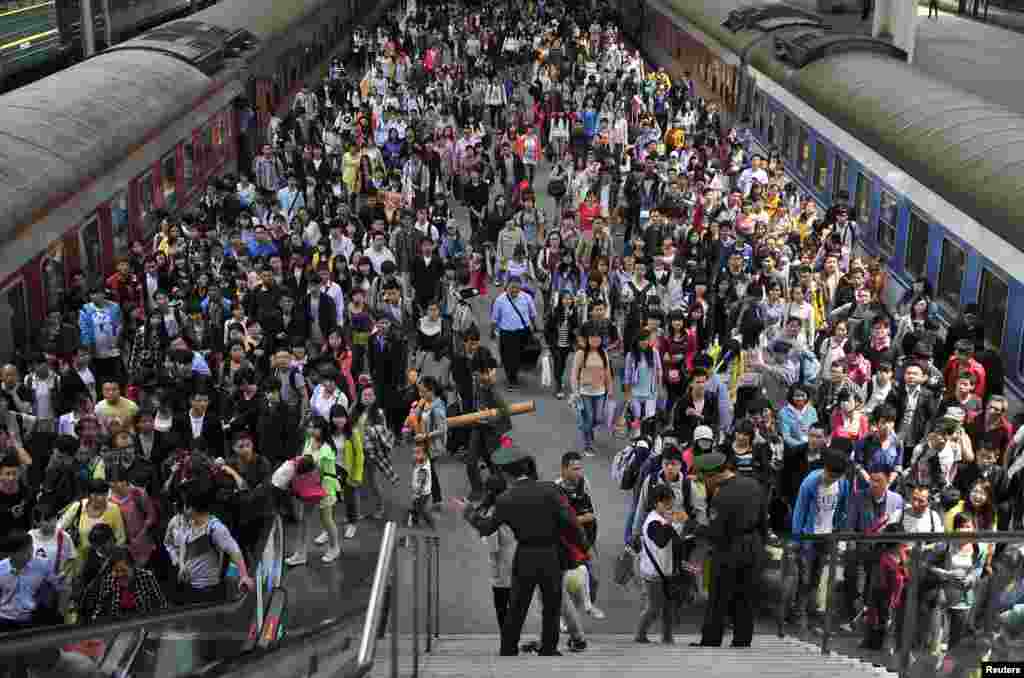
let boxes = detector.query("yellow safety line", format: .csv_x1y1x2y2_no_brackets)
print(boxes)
0,26,56,50
0,1,53,19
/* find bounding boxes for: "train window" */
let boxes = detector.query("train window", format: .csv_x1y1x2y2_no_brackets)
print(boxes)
979,268,1008,350
41,253,65,314
780,115,792,162
183,141,195,194
79,215,102,286
905,211,930,279
110,190,130,260
138,171,159,243
161,151,177,213
798,128,811,177
0,279,29,362
937,238,966,310
878,190,898,258
855,173,871,225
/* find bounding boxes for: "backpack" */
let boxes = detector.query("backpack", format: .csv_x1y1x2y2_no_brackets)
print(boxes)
798,351,821,388
612,443,638,487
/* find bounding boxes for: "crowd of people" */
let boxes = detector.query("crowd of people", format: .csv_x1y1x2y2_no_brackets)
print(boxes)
1,0,1022,671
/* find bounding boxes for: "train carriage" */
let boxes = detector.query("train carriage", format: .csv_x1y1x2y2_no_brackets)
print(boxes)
0,0,391,366
634,0,1024,399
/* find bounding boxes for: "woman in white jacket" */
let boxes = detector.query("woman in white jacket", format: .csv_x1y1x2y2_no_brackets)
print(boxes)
635,483,687,644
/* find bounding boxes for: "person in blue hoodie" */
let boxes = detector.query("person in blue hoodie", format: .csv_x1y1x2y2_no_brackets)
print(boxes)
790,450,850,632
778,383,819,451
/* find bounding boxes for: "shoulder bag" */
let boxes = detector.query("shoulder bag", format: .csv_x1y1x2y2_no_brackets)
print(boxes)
641,528,688,601
506,295,542,370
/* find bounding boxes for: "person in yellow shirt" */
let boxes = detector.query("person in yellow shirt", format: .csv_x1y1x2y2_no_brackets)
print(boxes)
664,112,686,151
93,381,138,434
58,478,127,577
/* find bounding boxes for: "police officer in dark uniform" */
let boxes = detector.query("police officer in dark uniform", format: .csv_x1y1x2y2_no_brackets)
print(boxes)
688,452,767,648
452,441,581,657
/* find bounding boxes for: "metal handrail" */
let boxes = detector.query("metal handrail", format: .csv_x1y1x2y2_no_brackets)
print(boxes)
774,528,1024,677
353,523,443,678
356,521,398,670
0,590,250,657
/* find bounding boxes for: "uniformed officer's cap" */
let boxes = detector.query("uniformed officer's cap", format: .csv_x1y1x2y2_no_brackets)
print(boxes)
693,452,727,474
662,446,683,463
491,439,531,467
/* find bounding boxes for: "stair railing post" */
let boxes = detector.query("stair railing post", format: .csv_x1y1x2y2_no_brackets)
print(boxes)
412,535,421,678
820,537,839,656
390,538,400,678
433,537,440,639
426,536,433,653
898,541,924,678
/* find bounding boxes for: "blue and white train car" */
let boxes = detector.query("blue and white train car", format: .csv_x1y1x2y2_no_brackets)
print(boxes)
632,0,1024,400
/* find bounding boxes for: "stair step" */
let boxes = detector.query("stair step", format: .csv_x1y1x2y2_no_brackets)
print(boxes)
368,634,896,678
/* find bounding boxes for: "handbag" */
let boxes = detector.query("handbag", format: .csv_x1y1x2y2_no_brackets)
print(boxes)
548,178,566,197
642,534,688,601
613,546,636,587
291,464,328,504
540,350,553,388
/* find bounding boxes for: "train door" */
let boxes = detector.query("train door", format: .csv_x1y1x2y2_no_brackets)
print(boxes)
108,189,132,264
40,244,66,321
134,169,160,245
158,150,178,215
255,79,273,144
73,213,103,288
0,275,31,363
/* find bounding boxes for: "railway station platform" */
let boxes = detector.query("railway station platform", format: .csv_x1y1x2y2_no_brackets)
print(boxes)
784,0,1024,115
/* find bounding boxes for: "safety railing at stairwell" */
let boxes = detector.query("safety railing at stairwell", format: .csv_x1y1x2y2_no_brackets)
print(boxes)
773,529,1024,678
351,521,442,678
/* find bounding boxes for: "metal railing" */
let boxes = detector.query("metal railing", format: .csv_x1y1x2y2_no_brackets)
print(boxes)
353,521,442,678
774,529,1024,678
0,581,250,659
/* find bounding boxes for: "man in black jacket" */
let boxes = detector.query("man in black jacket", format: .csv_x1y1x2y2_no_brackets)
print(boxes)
690,452,767,648
454,442,582,657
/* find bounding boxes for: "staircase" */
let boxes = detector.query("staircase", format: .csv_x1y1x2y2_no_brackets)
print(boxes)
370,633,897,677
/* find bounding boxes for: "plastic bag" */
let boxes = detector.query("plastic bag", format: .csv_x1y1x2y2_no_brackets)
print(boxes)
604,398,619,432
540,350,553,388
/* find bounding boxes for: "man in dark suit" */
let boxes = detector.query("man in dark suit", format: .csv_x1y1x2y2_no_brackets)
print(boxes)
172,388,224,459
453,442,582,657
886,360,939,453
368,314,409,436
690,452,767,648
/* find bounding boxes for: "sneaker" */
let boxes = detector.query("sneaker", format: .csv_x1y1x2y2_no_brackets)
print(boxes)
560,619,568,633
322,548,341,563
314,531,329,546
556,391,565,400
371,509,385,520
344,524,358,539
285,553,307,567
568,637,587,652
587,606,606,620
583,447,596,457
634,636,650,644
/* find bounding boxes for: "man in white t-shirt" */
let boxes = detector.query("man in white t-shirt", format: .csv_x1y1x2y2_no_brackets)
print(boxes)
901,484,943,545
791,451,850,632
